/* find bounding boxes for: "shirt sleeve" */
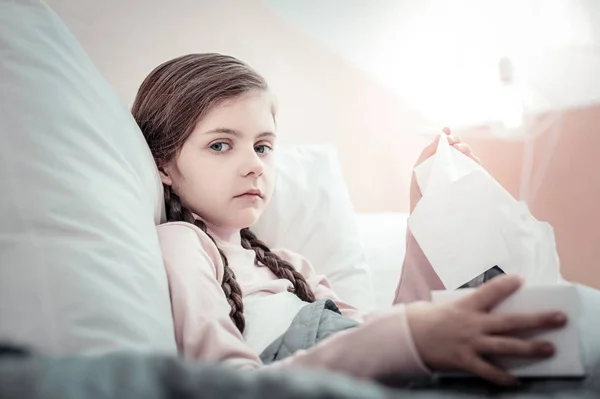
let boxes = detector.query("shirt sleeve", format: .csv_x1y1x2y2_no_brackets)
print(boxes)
157,222,262,370
158,223,430,380
393,226,445,304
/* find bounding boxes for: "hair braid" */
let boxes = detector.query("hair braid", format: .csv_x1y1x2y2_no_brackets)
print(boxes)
240,228,316,303
163,185,246,333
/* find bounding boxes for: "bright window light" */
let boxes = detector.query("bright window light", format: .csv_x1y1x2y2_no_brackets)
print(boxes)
364,0,593,128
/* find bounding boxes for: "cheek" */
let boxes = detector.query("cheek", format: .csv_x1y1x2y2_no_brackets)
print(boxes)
172,153,214,198
262,158,277,197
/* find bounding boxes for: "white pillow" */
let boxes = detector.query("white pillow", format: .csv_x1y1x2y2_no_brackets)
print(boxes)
0,0,175,355
252,145,376,311
355,213,409,308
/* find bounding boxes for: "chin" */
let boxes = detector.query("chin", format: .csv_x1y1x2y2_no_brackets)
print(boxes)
229,208,263,229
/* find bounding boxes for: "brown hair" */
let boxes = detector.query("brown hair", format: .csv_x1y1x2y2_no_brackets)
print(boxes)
131,53,315,333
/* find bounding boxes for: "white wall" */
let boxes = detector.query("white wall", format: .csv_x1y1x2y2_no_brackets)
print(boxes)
46,0,431,213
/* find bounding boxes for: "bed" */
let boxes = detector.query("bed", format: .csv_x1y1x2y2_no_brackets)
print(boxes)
3,1,600,398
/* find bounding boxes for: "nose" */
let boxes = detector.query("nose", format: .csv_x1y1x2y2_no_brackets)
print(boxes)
239,148,264,177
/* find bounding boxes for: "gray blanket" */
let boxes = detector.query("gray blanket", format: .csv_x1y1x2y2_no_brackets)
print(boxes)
1,285,600,399
260,299,359,364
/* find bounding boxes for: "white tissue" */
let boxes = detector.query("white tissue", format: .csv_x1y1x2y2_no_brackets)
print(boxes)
408,134,563,289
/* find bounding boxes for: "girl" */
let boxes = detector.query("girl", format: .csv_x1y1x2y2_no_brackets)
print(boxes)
132,53,566,387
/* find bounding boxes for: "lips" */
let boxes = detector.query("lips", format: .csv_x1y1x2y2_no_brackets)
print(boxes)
235,189,263,198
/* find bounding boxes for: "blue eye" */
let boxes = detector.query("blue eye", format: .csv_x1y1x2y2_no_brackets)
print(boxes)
255,144,272,154
210,142,230,152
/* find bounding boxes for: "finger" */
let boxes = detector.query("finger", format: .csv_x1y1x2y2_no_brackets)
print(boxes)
453,142,472,154
447,135,461,146
442,127,452,135
484,311,567,334
452,143,483,165
474,336,555,358
466,355,520,387
457,274,523,312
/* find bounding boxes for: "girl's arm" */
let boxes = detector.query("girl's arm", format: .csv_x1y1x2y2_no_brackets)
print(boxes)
157,223,263,370
158,223,429,380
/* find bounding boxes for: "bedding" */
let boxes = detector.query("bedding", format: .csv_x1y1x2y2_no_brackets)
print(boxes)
356,212,408,308
1,284,599,399
0,0,174,354
259,299,358,364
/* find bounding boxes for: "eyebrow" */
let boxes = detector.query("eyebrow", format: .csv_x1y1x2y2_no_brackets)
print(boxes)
205,127,276,139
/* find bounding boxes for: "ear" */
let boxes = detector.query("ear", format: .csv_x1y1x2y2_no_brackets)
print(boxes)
158,165,173,186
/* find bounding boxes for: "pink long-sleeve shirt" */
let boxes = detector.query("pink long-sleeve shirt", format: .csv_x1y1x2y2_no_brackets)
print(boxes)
157,221,444,380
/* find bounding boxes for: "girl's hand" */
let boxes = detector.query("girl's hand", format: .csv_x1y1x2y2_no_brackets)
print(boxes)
410,127,482,214
406,275,567,387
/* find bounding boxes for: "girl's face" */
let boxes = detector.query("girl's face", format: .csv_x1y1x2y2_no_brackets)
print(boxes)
160,91,277,230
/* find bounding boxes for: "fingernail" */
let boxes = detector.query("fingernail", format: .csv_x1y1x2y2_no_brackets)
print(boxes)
540,342,555,355
514,275,525,285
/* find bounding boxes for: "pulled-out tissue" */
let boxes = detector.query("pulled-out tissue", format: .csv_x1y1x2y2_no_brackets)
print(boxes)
408,133,563,290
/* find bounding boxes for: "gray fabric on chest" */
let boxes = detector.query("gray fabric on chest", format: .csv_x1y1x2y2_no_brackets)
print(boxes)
260,299,359,364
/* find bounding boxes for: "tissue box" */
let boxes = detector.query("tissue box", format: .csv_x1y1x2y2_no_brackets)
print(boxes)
431,284,584,378
410,133,563,290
